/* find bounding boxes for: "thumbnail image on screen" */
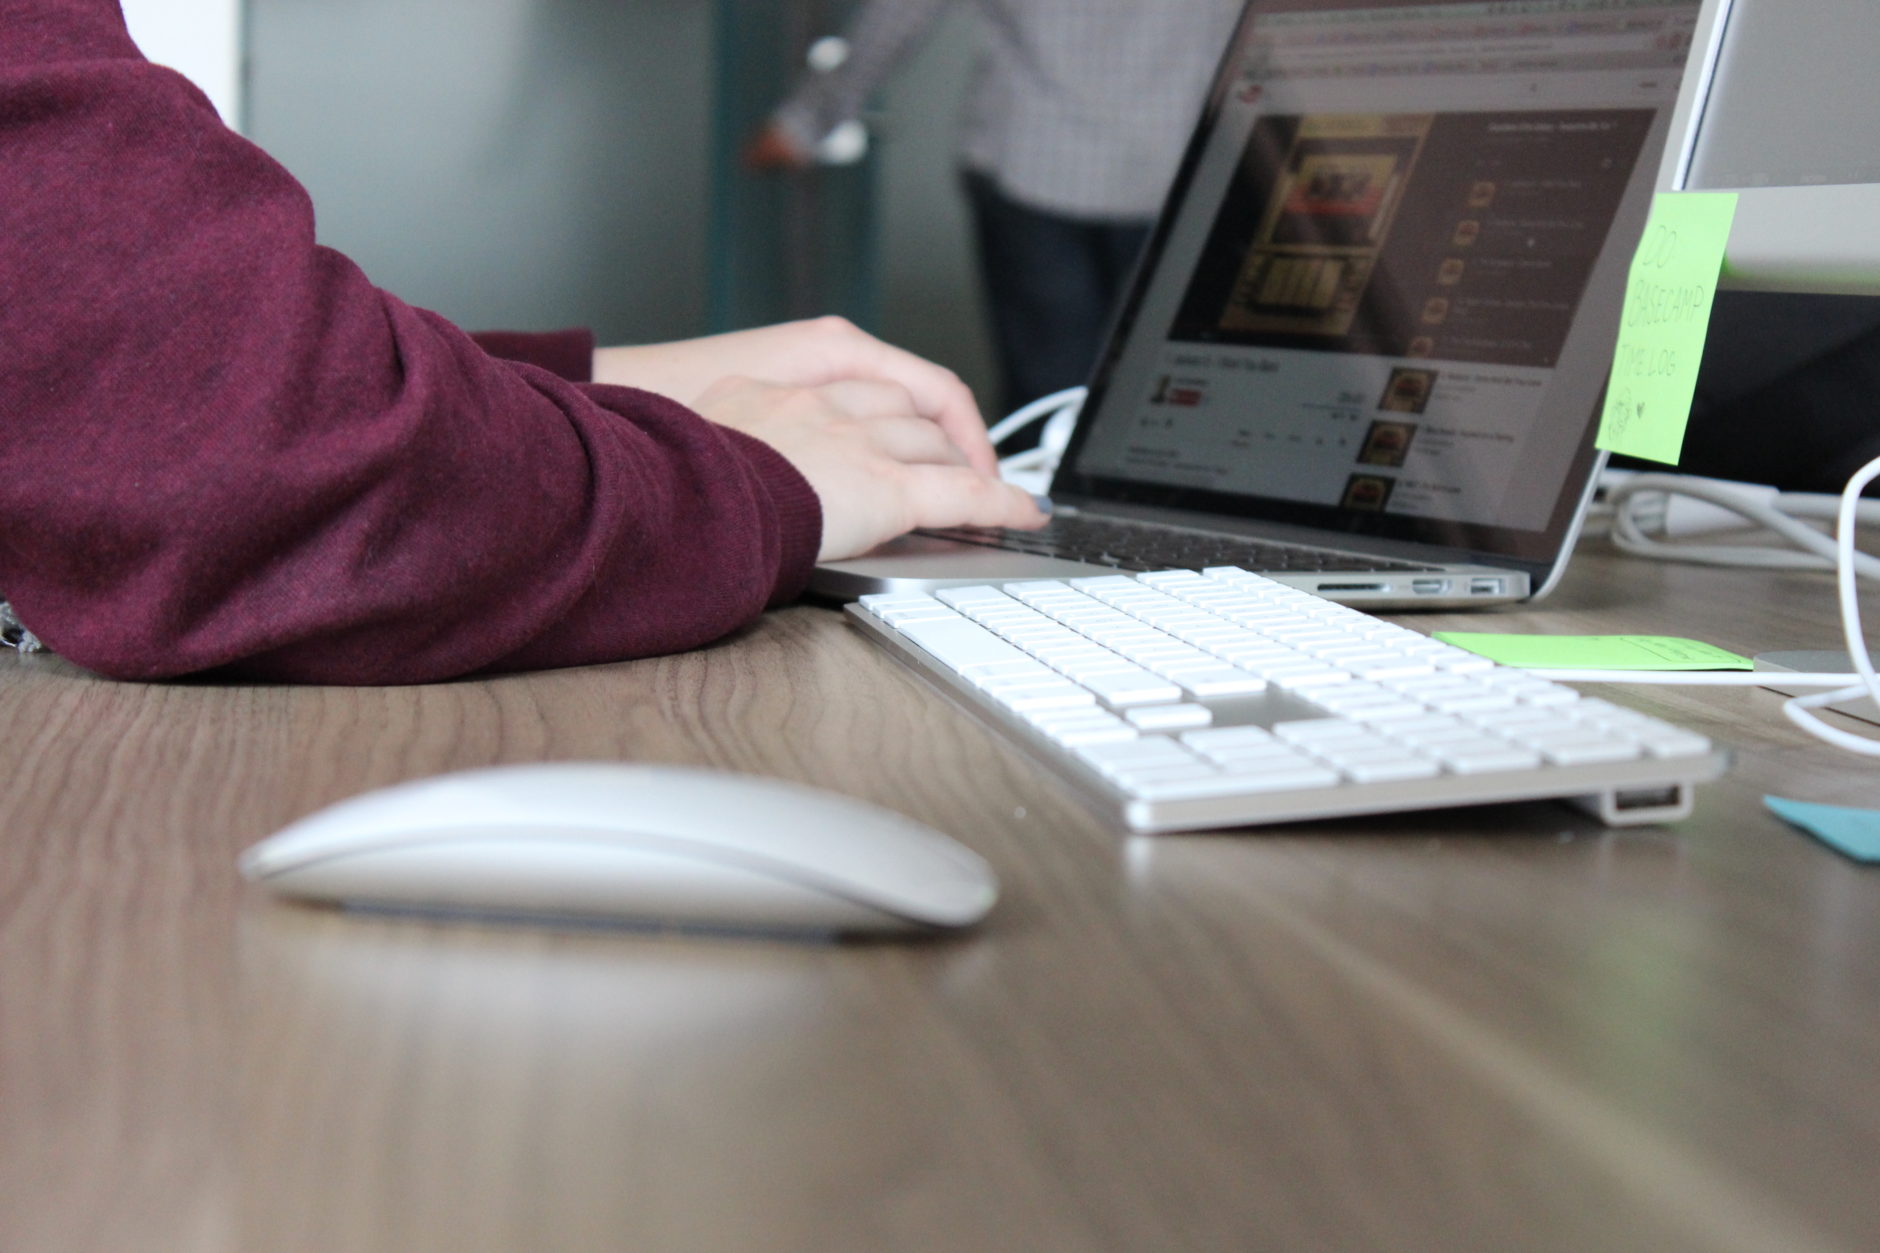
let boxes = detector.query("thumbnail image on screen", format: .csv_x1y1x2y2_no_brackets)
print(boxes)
1170,109,1654,369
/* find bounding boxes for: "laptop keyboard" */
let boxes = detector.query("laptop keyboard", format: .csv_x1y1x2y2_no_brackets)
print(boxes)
850,566,1725,833
920,515,1439,574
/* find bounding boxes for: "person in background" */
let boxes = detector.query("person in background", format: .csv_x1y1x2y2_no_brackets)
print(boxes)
747,0,1243,427
0,0,1043,685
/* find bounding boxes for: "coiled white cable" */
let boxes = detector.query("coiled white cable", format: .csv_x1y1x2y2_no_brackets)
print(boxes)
1542,453,1880,757
988,386,1087,449
1603,469,1880,578
994,386,1085,494
1780,453,1880,754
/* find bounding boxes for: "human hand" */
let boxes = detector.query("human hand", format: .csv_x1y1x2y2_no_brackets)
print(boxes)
694,375,1046,561
742,122,814,171
593,316,1000,476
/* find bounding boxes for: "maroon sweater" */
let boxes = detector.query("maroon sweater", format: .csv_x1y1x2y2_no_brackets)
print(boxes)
0,0,822,683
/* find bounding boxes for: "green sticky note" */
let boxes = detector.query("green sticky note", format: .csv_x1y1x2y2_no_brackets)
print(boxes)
1765,796,1880,863
1596,191,1739,465
1431,633,1753,670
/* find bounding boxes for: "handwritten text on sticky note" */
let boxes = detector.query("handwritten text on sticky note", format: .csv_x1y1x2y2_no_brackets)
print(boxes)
1596,192,1739,465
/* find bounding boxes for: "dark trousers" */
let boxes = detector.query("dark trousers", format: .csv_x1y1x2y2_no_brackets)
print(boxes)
962,170,1151,435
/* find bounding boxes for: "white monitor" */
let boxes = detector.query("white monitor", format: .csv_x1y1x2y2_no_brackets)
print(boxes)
1664,0,1880,294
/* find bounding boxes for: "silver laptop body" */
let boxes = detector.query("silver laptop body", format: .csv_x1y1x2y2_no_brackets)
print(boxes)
813,0,1703,610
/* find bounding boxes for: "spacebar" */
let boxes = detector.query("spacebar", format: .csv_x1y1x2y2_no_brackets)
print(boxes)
890,616,1034,673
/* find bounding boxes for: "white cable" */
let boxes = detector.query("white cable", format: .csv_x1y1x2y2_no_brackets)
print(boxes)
984,406,1880,756
1539,452,1880,759
1780,453,1880,755
999,446,1058,472
1528,669,1862,685
987,386,1086,448
996,387,1086,494
1776,493,1880,522
1603,470,1880,577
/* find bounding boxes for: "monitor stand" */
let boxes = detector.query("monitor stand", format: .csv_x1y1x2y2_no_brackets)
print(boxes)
1755,650,1880,728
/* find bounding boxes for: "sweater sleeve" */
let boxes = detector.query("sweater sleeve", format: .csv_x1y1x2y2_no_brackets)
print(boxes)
0,0,822,684
469,329,596,383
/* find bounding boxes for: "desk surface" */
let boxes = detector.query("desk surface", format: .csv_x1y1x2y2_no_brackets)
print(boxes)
2,543,1877,1253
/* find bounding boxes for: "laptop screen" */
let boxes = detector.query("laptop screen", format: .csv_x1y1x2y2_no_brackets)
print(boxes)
1056,0,1701,567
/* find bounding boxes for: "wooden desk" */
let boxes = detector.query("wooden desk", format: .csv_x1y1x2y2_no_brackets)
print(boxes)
3,543,1877,1253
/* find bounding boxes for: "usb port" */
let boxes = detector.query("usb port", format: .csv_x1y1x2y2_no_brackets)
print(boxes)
1469,578,1505,595
1411,578,1448,595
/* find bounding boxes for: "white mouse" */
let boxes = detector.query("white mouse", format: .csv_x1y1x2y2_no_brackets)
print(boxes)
239,763,998,935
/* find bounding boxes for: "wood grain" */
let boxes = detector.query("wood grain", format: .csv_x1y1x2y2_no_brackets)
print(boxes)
3,541,1878,1253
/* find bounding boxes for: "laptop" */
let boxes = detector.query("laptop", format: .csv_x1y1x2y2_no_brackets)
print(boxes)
812,0,1704,610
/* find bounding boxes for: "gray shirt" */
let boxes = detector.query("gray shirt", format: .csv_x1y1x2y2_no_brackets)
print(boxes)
774,0,1244,221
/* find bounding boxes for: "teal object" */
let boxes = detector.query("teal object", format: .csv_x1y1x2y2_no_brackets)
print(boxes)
1765,796,1880,863
709,0,879,333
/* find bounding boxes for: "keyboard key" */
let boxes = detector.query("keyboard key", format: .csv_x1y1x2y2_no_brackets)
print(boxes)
980,670,1078,695
1074,738,1197,768
1378,714,1480,742
991,683,1097,713
1124,703,1214,731
1174,668,1270,698
1180,726,1281,752
1433,740,1544,773
1636,728,1714,758
1274,718,1373,745
1025,704,1125,728
871,604,960,626
860,593,946,612
1108,762,1225,788
894,615,1033,672
1047,721,1142,747
1080,670,1185,707
1268,667,1357,692
1528,738,1643,766
1335,755,1443,783
1426,689,1519,714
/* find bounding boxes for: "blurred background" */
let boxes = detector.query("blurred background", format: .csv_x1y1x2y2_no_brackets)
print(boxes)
125,0,1000,399
113,0,1880,483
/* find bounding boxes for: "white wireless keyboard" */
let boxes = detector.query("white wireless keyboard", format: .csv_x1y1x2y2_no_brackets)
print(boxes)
848,567,1728,833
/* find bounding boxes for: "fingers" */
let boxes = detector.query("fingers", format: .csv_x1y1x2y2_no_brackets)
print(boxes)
801,318,1000,476
695,371,1047,561
863,416,971,468
627,317,1002,475
873,352,999,475
814,381,969,467
814,379,921,422
899,464,1049,533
